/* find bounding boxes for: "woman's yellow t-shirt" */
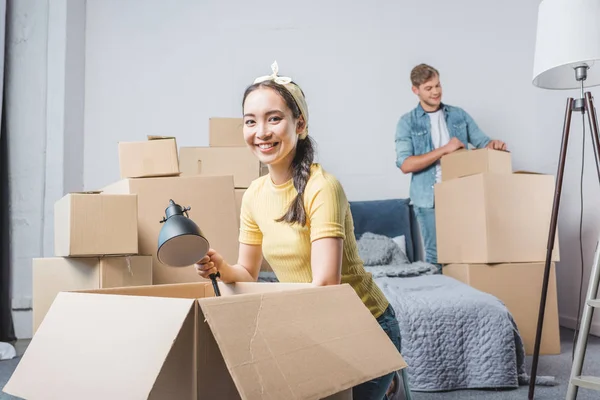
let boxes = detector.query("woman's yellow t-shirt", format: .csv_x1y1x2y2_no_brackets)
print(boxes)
239,163,389,318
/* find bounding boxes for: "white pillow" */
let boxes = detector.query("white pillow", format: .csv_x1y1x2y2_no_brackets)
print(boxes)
392,235,406,256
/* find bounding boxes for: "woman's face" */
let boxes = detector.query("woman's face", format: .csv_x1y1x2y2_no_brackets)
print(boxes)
242,87,302,170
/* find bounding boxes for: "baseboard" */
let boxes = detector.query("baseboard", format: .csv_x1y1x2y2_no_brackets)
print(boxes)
11,310,32,339
11,297,33,339
560,314,600,338
11,296,32,311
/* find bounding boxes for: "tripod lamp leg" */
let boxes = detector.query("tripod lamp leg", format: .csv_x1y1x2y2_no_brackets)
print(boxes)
529,97,574,399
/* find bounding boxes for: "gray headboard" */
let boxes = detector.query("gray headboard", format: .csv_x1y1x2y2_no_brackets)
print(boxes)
349,198,421,263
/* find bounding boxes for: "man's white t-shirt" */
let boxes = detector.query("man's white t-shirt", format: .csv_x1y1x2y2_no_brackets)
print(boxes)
428,109,451,183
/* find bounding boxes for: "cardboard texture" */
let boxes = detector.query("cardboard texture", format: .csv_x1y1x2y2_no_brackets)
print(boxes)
118,136,180,178
54,193,139,257
443,262,561,355
209,117,245,147
4,282,406,400
32,256,152,334
434,172,560,263
101,175,239,284
179,146,266,188
441,148,512,181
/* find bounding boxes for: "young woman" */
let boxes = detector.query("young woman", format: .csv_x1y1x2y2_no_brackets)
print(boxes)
195,62,410,400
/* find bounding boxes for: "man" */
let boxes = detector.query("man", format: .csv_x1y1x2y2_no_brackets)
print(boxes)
395,64,506,272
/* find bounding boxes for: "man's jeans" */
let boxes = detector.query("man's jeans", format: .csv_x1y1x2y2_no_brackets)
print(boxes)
352,305,412,400
414,206,442,274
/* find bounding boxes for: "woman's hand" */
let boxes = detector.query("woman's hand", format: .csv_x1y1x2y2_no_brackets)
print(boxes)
194,244,263,283
194,248,224,279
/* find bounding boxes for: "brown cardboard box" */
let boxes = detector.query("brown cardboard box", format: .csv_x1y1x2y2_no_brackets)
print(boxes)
54,192,138,257
5,282,406,400
118,136,180,178
32,256,152,334
441,148,512,181
179,146,266,188
435,172,560,263
443,262,560,355
209,117,245,147
102,175,239,284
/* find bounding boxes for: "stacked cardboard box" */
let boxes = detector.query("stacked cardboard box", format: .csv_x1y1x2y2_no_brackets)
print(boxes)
101,135,241,285
33,133,243,333
118,136,180,178
32,191,153,334
436,148,561,355
179,117,272,272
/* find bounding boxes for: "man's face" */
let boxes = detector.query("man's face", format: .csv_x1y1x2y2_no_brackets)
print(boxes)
412,75,442,110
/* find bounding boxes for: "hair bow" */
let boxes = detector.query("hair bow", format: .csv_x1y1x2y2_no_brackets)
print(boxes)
253,61,292,85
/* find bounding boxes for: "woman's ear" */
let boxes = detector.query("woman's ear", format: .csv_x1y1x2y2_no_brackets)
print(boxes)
296,116,306,135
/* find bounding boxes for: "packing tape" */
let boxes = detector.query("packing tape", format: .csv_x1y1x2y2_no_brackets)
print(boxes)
126,255,133,276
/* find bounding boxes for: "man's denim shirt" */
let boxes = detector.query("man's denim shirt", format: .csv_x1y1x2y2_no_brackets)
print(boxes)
395,103,491,209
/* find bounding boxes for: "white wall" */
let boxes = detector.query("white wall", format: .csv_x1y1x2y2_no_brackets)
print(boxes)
8,0,600,338
6,0,49,338
7,0,85,338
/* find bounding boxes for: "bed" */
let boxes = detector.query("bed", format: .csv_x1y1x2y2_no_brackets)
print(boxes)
259,198,554,392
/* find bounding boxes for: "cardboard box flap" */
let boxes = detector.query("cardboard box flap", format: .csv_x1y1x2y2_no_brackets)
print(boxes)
147,135,176,141
3,292,196,400
513,170,545,175
198,284,407,400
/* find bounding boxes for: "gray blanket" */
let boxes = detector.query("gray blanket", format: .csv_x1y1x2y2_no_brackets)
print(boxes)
375,274,529,391
357,232,556,391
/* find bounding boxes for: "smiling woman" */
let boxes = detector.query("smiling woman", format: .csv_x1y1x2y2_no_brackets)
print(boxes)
195,61,412,400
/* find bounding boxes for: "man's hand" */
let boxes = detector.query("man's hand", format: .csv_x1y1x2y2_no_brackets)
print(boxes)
400,137,464,174
486,140,507,151
444,137,465,153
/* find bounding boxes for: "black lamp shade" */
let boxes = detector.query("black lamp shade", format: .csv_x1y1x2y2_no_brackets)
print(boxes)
157,200,210,267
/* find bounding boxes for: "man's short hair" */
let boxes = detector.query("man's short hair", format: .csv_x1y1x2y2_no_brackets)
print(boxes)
410,64,439,87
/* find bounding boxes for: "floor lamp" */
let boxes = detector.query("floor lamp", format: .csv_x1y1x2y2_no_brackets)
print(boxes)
529,0,600,399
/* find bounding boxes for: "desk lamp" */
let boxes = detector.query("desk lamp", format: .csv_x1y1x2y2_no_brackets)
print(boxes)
157,199,221,296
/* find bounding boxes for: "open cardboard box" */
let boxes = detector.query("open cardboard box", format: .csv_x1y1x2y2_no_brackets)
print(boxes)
4,282,407,400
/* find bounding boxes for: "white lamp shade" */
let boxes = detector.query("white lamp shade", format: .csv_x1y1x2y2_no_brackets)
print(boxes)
533,0,600,89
